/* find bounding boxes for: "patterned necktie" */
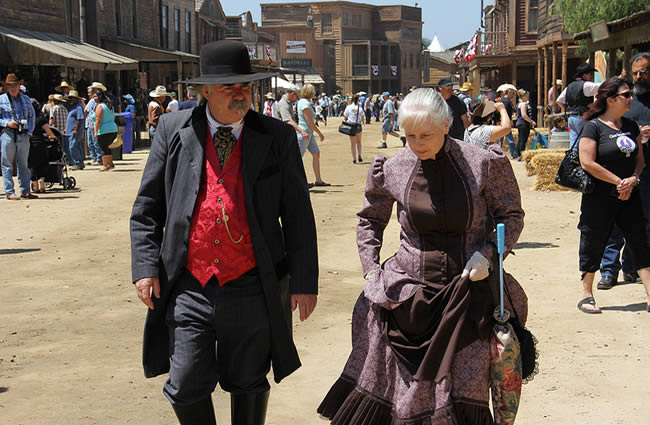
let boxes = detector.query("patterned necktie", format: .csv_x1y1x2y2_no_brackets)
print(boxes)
213,126,237,168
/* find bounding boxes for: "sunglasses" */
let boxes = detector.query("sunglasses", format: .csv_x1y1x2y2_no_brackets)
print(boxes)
615,91,633,99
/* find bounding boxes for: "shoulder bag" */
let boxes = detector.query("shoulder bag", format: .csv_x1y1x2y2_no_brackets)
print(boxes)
555,126,594,194
338,105,361,136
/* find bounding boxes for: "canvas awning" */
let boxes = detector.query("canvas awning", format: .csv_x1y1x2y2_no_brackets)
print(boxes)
0,25,137,71
101,38,199,64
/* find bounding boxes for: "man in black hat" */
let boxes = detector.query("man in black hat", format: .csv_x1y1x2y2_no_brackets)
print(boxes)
437,77,469,140
130,40,319,425
556,63,601,150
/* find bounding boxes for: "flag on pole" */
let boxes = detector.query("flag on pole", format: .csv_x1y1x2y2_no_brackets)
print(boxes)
453,49,464,64
465,33,479,62
265,45,272,61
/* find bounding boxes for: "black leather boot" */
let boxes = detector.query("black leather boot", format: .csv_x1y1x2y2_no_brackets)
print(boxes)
230,391,270,425
171,397,217,425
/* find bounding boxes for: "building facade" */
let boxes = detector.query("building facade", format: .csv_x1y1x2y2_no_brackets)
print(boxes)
261,1,422,95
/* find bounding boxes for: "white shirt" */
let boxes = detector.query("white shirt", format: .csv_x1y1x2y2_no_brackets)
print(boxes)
343,104,365,124
556,80,601,105
166,99,179,113
206,104,243,140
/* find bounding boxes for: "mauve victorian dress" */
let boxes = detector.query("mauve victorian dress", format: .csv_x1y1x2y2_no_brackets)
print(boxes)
318,137,528,425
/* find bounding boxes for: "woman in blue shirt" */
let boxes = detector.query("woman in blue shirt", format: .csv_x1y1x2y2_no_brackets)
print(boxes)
93,90,118,171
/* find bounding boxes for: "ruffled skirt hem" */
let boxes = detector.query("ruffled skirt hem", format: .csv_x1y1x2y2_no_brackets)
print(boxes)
317,376,494,425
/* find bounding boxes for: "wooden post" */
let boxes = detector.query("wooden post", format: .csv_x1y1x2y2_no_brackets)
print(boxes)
368,41,372,94
551,43,557,111
543,46,548,112
177,58,183,101
561,41,568,88
512,60,517,86
624,44,632,77
607,48,616,78
537,47,542,122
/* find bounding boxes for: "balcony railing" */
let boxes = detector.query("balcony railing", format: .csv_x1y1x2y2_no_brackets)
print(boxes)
351,65,398,78
478,30,509,56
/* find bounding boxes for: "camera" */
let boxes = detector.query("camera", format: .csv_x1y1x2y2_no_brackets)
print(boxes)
16,119,28,134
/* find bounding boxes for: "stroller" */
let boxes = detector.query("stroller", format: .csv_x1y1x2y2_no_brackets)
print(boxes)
31,126,77,190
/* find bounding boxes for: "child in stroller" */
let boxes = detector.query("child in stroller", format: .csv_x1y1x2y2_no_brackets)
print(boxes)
28,99,76,191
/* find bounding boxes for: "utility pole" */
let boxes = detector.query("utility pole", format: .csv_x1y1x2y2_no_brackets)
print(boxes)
480,0,485,28
79,0,85,43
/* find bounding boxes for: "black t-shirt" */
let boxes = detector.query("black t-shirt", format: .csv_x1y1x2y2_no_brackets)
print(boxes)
582,117,641,195
446,94,467,140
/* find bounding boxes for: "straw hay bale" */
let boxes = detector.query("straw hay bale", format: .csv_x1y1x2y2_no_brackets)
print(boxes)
529,152,571,191
520,149,566,176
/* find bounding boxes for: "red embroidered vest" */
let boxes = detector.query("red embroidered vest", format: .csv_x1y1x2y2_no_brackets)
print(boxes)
185,126,257,286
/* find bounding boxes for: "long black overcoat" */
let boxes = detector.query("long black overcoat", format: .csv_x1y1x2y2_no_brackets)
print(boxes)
130,104,319,381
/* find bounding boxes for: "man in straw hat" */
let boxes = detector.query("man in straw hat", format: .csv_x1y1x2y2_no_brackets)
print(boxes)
147,85,172,141
0,73,36,199
64,89,86,170
56,80,76,111
548,79,563,114
130,40,318,425
262,92,276,118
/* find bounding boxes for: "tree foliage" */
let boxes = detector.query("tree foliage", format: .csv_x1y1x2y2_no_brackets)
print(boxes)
553,0,649,33
422,37,432,51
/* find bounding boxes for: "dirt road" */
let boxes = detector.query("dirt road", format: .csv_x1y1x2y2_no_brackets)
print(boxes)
1,115,649,424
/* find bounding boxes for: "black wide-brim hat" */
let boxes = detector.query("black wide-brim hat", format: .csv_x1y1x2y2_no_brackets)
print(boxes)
180,40,276,85
574,63,597,79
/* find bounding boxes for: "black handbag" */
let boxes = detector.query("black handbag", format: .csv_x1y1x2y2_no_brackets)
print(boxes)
555,127,595,194
338,105,361,136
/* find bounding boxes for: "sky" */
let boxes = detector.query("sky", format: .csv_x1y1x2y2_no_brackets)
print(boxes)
222,0,490,50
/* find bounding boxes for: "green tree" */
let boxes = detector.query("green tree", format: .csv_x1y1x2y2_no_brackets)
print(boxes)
553,0,649,33
422,37,432,51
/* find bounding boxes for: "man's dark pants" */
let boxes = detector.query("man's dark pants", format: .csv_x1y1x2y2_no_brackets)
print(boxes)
163,268,271,406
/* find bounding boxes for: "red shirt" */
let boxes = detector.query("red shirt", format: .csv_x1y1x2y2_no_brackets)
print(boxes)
185,126,257,286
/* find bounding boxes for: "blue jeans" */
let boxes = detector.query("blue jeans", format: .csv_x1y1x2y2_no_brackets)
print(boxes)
67,133,85,166
1,130,31,195
499,131,517,158
600,224,635,279
87,127,102,162
568,115,584,151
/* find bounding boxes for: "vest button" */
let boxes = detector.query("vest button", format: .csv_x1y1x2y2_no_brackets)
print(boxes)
216,218,222,223
213,258,219,264
218,179,224,184
215,239,220,244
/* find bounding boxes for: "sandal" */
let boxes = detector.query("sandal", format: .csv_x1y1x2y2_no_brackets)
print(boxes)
314,181,330,187
577,296,601,314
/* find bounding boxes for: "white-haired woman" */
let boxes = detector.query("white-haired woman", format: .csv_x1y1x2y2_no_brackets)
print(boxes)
318,88,528,424
343,94,366,163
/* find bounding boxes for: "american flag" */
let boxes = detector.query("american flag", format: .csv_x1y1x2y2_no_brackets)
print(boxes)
453,49,464,64
464,33,479,62
265,45,272,61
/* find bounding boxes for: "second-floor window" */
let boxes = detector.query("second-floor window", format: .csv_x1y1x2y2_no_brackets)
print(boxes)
352,15,361,26
115,0,122,36
322,14,332,34
343,14,348,26
161,5,169,48
174,8,181,51
185,10,191,53
527,0,538,32
132,0,137,38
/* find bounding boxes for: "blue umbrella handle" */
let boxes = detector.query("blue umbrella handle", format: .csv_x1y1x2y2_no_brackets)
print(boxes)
496,223,505,319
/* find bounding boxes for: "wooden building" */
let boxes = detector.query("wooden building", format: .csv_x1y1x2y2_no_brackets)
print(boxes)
260,2,422,95
422,51,458,87
573,10,650,77
535,0,584,126
0,0,137,101
463,0,541,102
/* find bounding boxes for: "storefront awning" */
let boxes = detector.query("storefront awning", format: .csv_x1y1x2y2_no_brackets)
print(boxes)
0,25,138,71
101,38,199,64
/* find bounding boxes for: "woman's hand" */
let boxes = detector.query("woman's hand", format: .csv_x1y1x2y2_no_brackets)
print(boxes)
461,252,490,281
617,176,638,192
